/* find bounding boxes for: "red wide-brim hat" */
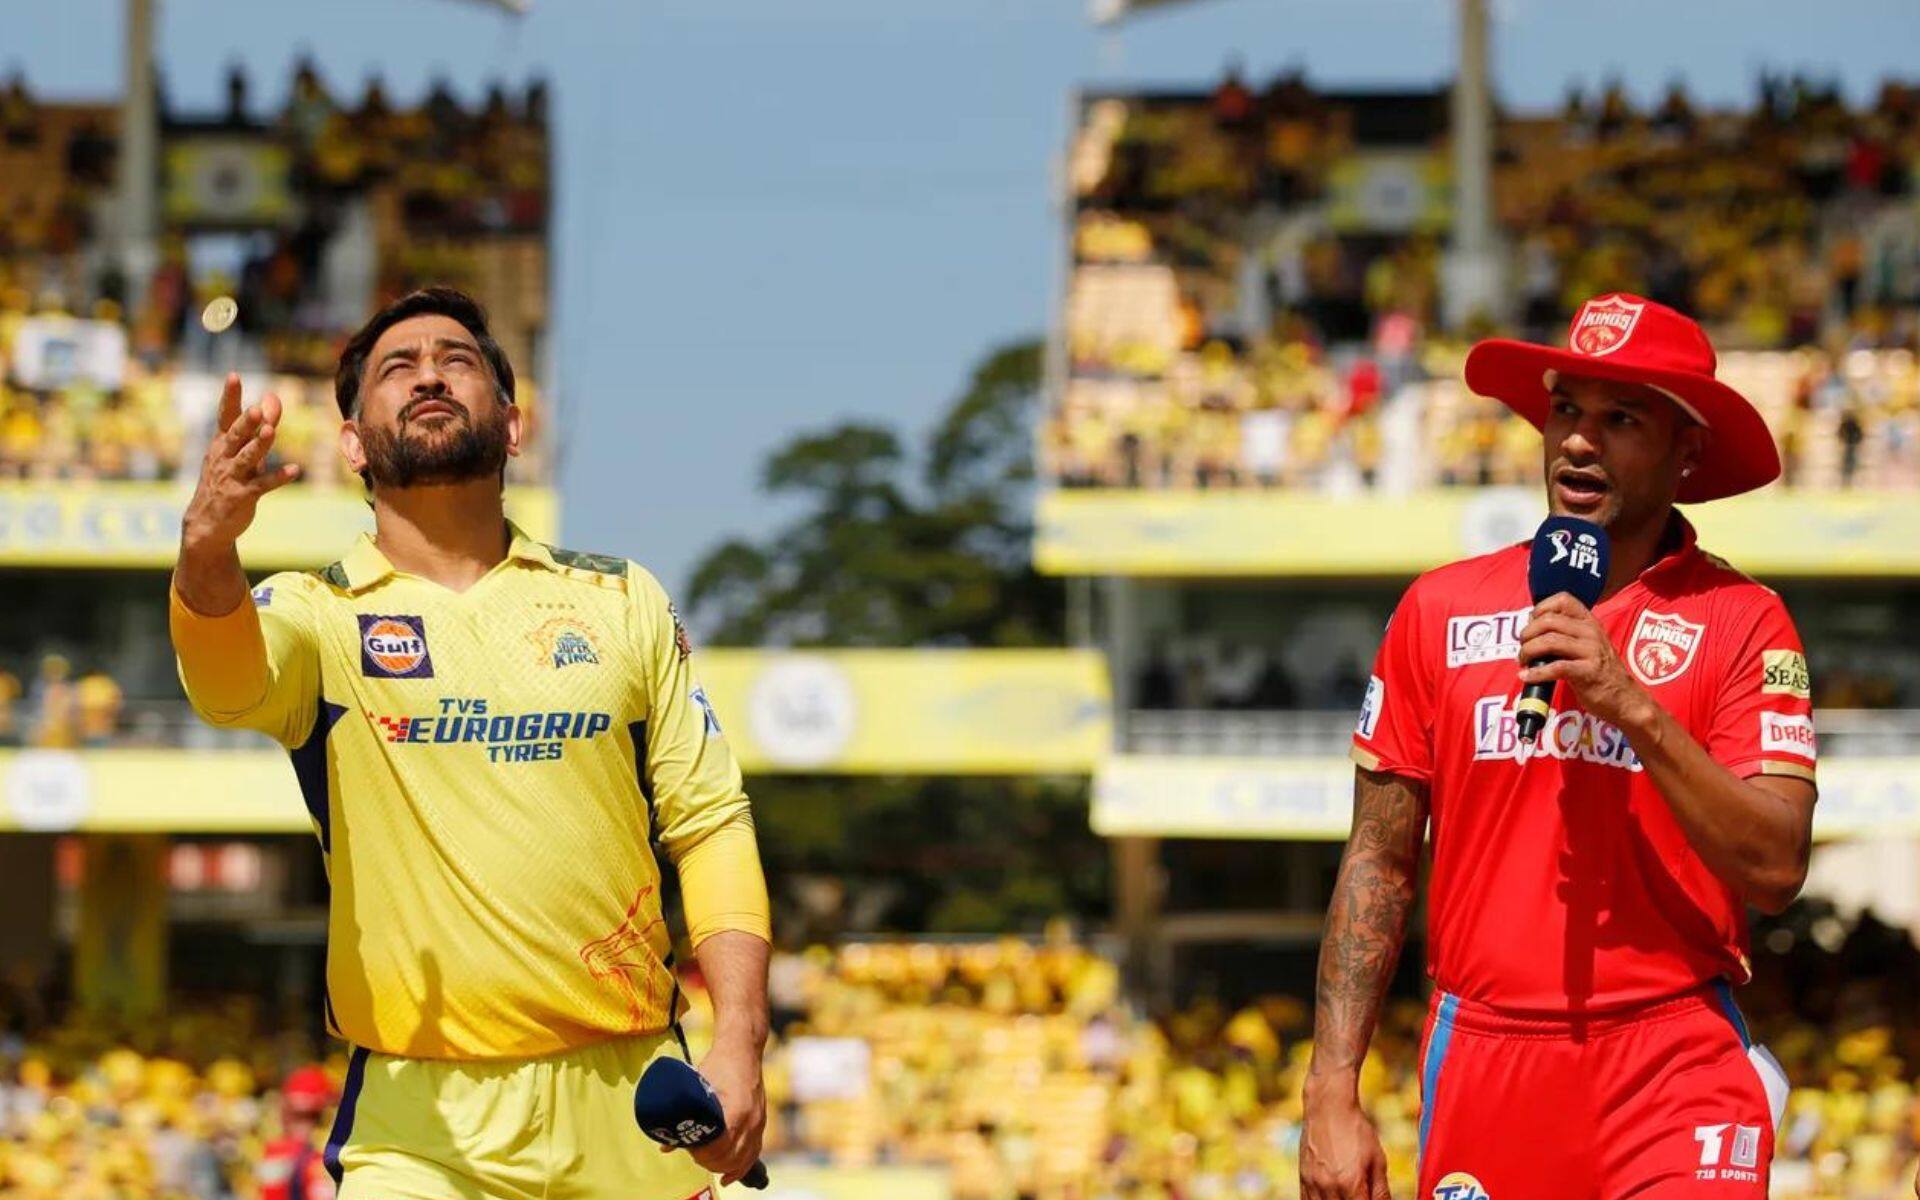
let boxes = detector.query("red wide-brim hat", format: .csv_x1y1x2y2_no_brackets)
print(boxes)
1463,293,1782,503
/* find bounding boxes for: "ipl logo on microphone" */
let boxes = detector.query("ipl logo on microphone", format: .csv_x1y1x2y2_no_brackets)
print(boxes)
1546,528,1603,578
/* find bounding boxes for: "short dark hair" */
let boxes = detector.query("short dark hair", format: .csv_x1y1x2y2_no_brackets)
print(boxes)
334,286,516,419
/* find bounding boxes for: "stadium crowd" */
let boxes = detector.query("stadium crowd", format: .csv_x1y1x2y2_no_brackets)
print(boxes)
0,63,549,488
7,919,1920,1198
0,653,122,749
1052,71,1920,492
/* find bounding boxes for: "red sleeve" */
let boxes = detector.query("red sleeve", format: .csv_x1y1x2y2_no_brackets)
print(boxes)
1351,579,1436,781
1703,589,1817,784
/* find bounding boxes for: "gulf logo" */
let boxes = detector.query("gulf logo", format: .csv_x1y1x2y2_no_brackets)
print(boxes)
358,614,435,679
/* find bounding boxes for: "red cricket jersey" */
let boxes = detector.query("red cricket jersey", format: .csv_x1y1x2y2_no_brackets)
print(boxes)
1352,516,1817,1013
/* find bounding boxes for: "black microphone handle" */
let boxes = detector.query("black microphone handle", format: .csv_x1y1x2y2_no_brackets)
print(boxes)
1516,662,1556,742
742,1160,769,1190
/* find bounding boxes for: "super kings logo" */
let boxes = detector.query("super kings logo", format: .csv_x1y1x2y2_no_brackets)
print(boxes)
1628,610,1704,686
1569,294,1646,357
1474,695,1642,771
1446,608,1529,667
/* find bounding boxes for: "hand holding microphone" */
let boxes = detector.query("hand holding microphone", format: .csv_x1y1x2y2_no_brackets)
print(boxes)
634,1057,770,1190
1516,517,1611,742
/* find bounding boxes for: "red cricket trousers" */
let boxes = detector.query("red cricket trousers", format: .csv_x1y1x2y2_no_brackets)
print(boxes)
1417,982,1788,1199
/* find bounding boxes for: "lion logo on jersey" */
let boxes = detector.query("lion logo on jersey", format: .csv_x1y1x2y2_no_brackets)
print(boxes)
1628,610,1705,686
1569,294,1646,357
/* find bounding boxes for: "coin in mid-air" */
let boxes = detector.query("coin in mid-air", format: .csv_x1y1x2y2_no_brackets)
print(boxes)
201,295,239,334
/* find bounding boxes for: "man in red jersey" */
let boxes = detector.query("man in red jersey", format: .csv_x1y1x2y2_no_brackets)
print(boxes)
1300,294,1815,1200
257,1066,338,1200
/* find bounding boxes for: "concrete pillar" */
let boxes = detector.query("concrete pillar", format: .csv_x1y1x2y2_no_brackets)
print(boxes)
1112,835,1168,1009
75,834,168,1021
1442,0,1505,329
117,0,160,314
0,836,58,1002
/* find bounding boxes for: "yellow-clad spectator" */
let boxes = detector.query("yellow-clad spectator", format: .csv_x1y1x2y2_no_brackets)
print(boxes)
0,664,21,745
75,670,122,747
26,653,76,748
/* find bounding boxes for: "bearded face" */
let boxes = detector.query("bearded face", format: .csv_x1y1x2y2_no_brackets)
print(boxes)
358,391,512,488
344,313,520,490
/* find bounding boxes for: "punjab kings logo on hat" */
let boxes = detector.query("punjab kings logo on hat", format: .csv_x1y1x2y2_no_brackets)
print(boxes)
1628,610,1705,686
1569,294,1647,358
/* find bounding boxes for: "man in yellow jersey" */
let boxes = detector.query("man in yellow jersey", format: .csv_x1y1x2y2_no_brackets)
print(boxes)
169,287,770,1200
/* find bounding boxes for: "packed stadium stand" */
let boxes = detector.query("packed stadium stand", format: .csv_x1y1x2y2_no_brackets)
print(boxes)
1050,75,1920,494
8,927,1920,1199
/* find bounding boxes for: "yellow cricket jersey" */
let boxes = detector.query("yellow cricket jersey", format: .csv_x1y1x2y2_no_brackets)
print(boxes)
170,523,770,1061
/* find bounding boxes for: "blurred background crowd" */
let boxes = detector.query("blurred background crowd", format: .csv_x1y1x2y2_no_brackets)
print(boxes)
6,911,1920,1200
1049,73,1920,493
0,62,549,488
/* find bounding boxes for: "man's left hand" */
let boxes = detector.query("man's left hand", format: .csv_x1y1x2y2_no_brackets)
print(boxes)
681,1038,766,1185
1518,593,1654,732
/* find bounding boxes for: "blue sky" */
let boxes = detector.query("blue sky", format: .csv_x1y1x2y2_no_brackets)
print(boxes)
10,0,1919,593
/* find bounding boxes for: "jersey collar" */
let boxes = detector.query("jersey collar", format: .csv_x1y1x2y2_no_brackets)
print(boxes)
334,521,554,591
1597,511,1700,611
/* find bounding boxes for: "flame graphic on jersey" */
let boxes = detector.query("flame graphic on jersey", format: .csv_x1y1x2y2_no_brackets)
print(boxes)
579,885,670,1029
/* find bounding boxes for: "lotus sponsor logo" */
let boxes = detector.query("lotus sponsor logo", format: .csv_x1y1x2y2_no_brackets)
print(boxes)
1473,694,1642,771
1446,608,1530,668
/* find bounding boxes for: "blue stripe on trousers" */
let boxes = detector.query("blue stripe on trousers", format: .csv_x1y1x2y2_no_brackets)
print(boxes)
1419,993,1462,1165
323,1046,371,1186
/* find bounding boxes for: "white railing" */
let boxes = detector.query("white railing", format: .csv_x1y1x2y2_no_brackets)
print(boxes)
1124,709,1918,759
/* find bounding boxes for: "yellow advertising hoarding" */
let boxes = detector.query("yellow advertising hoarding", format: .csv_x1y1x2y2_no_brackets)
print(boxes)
696,649,1111,775
0,652,1111,831
1093,754,1920,841
0,483,557,570
1034,488,1920,578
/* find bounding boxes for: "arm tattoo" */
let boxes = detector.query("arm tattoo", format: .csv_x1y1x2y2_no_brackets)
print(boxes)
1310,767,1429,1080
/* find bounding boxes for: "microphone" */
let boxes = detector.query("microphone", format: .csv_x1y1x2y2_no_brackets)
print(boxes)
633,1056,770,1190
1518,515,1611,743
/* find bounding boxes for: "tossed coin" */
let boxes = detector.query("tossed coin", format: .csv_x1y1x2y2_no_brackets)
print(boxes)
201,295,239,334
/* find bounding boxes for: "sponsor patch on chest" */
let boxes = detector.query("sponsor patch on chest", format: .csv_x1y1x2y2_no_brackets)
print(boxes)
1445,607,1530,668
358,614,434,679
1627,609,1704,686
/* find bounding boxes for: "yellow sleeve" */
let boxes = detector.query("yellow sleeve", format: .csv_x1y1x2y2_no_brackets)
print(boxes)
170,573,321,749
632,567,770,947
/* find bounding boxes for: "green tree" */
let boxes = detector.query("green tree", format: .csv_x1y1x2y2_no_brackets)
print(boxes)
684,341,1104,938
